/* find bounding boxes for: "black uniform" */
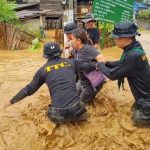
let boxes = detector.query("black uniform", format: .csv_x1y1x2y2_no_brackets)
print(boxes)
98,40,150,115
86,28,100,45
10,57,87,123
74,44,101,104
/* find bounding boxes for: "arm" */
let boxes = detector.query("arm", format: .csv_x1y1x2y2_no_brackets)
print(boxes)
10,70,44,104
105,61,120,68
84,46,100,61
97,55,136,80
73,60,96,73
79,61,96,73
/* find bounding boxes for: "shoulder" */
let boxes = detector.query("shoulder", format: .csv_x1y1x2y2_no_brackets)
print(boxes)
83,44,95,52
33,68,43,79
123,49,146,64
127,49,145,59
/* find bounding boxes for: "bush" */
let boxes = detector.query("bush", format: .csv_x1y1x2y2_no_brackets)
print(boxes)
98,22,115,48
137,10,150,23
0,0,18,24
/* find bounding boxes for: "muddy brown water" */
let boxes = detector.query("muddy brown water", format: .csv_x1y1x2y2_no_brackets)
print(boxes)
0,37,150,150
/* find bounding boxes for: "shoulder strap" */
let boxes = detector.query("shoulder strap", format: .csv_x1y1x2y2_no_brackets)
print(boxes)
120,48,145,62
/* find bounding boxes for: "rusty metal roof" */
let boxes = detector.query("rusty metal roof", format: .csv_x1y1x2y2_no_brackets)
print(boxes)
16,9,60,19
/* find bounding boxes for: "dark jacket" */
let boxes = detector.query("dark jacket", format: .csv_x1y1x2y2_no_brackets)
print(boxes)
10,58,92,107
98,40,150,100
74,44,100,81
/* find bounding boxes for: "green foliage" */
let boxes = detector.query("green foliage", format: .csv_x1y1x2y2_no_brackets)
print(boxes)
98,22,114,32
136,0,145,3
0,0,18,24
137,10,150,22
98,21,115,48
29,38,41,51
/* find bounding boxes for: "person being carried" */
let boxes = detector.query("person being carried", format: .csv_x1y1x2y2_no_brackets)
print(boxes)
71,28,105,105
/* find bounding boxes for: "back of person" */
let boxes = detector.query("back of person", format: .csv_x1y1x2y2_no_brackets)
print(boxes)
41,57,79,107
8,42,87,124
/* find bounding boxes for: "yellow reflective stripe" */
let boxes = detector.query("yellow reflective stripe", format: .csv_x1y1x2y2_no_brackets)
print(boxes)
45,62,71,72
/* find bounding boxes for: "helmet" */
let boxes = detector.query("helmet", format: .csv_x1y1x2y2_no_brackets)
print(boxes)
43,42,61,59
64,23,77,34
110,21,141,39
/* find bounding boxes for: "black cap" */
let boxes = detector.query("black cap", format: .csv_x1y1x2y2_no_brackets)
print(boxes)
43,42,61,59
110,21,141,39
64,23,77,34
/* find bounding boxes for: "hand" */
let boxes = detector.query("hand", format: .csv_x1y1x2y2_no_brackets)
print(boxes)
96,54,106,63
3,100,11,109
64,45,70,49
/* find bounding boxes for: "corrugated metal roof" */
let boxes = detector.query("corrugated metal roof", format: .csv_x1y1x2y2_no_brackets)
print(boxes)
16,9,56,19
14,3,39,10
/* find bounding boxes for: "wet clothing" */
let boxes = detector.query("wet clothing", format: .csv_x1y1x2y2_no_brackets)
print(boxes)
98,40,150,100
86,28,100,45
97,40,150,120
10,58,79,107
74,44,101,104
48,101,86,123
10,57,88,123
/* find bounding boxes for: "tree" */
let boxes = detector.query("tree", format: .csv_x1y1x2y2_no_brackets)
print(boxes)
136,0,150,4
0,0,18,24
136,0,145,3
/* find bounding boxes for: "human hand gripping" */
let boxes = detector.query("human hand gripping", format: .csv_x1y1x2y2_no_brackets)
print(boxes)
96,54,106,63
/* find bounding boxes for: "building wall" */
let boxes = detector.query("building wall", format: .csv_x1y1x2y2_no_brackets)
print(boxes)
40,0,63,12
21,18,41,35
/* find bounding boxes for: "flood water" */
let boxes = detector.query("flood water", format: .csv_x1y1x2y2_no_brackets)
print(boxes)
0,32,150,150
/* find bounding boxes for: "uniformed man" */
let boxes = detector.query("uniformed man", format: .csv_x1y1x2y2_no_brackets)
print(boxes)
97,21,150,127
4,42,87,124
82,13,100,49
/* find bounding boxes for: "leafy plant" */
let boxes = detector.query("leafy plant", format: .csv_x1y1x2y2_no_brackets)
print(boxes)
137,10,150,22
98,22,115,48
0,0,18,24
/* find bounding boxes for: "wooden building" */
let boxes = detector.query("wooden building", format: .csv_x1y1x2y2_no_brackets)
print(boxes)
14,0,63,29
40,0,63,29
